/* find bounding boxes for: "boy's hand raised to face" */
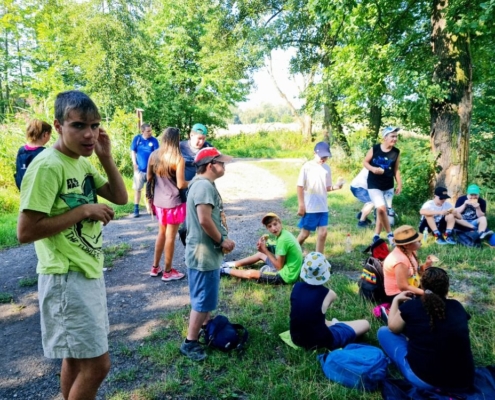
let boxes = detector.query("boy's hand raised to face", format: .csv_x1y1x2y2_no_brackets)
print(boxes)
95,128,112,158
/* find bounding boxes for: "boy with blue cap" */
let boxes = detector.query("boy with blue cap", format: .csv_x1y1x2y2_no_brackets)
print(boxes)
296,141,343,255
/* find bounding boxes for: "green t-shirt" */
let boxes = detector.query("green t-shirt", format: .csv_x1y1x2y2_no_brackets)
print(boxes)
185,176,227,271
276,229,303,283
20,148,107,279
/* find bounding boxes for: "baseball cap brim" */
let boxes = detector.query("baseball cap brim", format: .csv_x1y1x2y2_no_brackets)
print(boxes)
261,212,280,225
195,154,233,166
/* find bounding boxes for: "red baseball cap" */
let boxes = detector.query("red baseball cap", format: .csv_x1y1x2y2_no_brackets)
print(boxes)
194,147,233,166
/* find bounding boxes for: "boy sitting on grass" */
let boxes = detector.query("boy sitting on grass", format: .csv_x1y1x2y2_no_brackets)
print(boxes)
290,252,370,350
220,212,303,284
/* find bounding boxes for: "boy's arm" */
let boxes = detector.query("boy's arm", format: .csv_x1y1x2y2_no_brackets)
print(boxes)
394,154,402,194
258,240,285,270
296,186,305,216
18,205,115,243
321,289,337,314
95,129,128,205
197,204,235,252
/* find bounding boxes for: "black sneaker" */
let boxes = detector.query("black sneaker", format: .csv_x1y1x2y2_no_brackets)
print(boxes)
356,211,362,220
357,220,368,228
480,230,494,240
133,211,140,218
180,340,207,361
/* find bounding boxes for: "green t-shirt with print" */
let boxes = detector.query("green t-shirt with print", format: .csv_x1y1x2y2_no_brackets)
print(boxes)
20,148,107,279
276,229,303,283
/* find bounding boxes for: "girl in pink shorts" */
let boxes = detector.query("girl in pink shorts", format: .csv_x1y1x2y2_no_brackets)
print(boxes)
147,127,187,282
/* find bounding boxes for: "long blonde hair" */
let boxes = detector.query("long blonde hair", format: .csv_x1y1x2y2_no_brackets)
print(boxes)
153,127,182,178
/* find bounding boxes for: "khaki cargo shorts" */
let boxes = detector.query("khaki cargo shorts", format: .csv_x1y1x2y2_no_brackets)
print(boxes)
38,271,109,359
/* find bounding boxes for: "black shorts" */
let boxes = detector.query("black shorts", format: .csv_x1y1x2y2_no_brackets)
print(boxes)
419,216,447,233
257,266,285,285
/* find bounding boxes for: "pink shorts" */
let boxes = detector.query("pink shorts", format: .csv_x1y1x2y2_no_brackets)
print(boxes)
154,203,186,225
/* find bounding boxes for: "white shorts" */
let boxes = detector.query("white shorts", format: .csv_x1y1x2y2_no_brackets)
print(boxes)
368,188,394,209
38,271,109,359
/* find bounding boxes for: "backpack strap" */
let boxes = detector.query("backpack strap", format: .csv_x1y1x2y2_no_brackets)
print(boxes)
231,323,249,350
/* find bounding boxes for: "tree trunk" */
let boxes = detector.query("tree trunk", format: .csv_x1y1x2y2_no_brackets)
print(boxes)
430,0,472,202
323,99,351,156
267,56,312,140
368,102,382,141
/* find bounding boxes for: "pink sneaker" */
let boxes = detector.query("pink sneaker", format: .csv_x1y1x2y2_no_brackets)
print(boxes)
161,268,185,282
150,266,162,277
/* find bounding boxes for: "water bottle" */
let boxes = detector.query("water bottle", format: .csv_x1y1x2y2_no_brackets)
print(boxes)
423,227,428,244
345,233,352,253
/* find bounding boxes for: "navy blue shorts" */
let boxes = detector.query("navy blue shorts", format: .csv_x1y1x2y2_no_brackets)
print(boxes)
298,212,329,231
329,323,357,350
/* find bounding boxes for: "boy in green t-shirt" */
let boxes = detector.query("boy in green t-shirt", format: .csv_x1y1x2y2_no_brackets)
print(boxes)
17,91,128,399
221,213,303,284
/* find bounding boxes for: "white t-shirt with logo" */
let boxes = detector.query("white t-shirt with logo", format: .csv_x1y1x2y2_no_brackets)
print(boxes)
297,160,332,213
420,199,453,223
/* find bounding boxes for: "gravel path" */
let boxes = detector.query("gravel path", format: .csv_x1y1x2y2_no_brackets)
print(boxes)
0,159,295,399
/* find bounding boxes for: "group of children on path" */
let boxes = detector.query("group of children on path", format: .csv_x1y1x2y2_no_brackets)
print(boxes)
15,97,487,398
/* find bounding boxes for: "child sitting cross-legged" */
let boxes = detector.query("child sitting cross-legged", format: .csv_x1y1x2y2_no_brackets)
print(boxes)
220,212,303,284
290,252,370,350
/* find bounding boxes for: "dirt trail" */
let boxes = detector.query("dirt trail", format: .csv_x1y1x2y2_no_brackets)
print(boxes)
0,159,297,399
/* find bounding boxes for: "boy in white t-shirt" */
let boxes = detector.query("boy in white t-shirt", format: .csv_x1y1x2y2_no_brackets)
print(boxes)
419,186,460,245
296,142,343,254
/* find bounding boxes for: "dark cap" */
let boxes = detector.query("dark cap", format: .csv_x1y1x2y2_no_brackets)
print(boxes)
314,141,331,158
434,187,450,200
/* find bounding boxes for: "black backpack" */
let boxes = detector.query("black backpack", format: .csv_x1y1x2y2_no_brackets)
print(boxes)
14,146,45,190
199,315,248,353
358,239,389,303
454,229,481,248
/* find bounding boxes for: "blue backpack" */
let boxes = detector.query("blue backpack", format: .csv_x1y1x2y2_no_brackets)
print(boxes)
199,315,248,353
318,343,389,391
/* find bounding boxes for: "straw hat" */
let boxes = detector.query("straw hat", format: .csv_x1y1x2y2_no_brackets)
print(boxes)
300,252,331,285
393,225,420,246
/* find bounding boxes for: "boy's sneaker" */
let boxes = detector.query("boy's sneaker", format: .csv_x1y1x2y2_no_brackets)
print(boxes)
445,236,457,245
357,220,369,228
372,234,380,244
180,340,207,361
161,268,185,282
480,230,494,240
133,211,140,218
220,266,231,276
356,211,362,220
435,236,448,245
387,233,395,246
150,266,162,277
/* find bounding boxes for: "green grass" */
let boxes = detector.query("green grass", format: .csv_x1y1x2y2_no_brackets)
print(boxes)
18,277,38,287
103,243,132,269
0,292,13,303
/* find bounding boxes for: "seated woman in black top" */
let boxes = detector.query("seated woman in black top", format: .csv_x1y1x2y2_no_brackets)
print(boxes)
378,267,475,391
290,252,370,350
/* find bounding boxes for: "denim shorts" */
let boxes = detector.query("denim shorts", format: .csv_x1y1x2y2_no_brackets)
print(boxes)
188,268,220,312
368,188,394,208
351,186,372,204
132,170,147,191
38,271,109,359
298,212,329,231
329,323,357,350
